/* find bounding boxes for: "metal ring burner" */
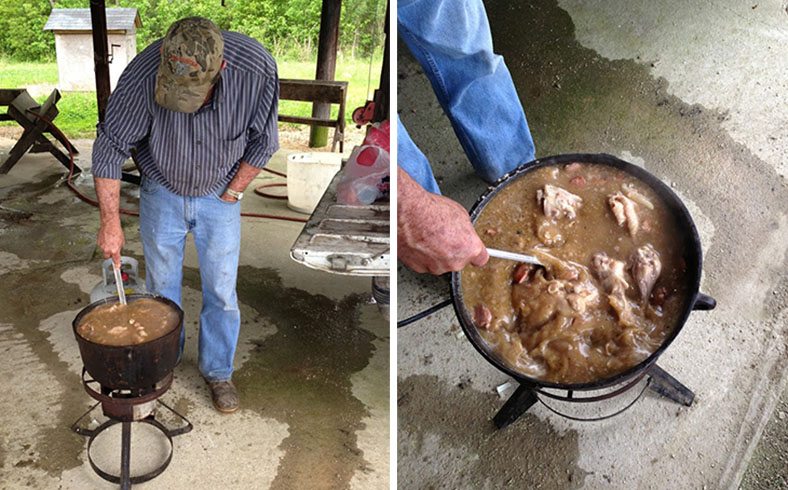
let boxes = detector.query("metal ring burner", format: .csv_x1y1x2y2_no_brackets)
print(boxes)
71,368,192,489
493,364,694,428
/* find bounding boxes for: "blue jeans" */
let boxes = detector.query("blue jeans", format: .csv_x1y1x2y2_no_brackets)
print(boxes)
397,0,536,193
139,178,241,382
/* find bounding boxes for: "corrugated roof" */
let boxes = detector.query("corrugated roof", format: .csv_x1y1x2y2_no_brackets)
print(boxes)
44,8,141,31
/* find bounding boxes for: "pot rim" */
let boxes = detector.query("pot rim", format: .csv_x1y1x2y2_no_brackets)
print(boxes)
450,153,704,391
72,293,184,349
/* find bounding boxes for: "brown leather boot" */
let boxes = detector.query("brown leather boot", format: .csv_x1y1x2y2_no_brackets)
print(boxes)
207,380,239,414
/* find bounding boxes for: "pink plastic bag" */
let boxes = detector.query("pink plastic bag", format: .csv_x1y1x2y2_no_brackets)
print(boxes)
336,144,390,205
363,120,390,153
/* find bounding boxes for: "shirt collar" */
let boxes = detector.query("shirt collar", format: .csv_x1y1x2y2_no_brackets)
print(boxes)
197,75,224,114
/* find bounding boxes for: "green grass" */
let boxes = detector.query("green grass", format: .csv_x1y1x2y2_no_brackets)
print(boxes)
0,56,381,138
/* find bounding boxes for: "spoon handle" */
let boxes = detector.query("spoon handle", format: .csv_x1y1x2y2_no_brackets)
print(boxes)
113,262,127,305
487,248,542,266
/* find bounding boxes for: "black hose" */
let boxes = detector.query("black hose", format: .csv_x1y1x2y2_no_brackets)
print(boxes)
397,298,452,328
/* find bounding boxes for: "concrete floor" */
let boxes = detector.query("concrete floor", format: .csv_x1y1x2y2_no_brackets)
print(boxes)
397,1,787,489
0,135,389,489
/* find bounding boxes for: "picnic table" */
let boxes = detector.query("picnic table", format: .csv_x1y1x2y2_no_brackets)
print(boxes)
0,88,80,175
279,79,348,152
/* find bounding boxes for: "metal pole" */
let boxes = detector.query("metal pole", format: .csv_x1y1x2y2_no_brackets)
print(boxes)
89,0,112,122
120,421,132,490
309,0,342,148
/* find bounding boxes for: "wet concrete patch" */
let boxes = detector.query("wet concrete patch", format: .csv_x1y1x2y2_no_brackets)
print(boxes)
182,265,377,490
0,174,97,264
0,265,89,475
398,375,586,488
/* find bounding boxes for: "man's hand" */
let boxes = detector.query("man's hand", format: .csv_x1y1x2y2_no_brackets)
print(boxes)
398,167,489,274
98,221,125,266
94,177,123,267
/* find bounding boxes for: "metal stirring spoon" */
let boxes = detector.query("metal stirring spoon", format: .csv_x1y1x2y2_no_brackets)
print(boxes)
487,248,543,266
112,262,127,305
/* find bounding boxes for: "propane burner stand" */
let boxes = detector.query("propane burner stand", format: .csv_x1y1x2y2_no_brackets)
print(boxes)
494,364,694,429
71,370,192,489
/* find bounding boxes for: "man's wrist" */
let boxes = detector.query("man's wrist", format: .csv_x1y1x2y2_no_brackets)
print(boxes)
224,188,244,201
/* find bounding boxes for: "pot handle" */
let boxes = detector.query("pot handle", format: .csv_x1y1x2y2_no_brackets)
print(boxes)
693,292,717,311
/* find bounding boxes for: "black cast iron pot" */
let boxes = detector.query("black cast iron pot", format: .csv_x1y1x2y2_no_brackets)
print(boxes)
72,294,183,391
451,153,716,391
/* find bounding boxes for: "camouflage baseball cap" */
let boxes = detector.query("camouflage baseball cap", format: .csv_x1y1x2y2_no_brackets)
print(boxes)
155,17,224,113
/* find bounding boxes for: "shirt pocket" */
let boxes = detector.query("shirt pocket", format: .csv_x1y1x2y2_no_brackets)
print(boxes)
218,131,247,169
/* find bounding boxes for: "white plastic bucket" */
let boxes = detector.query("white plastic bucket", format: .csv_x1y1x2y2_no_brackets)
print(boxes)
286,152,343,214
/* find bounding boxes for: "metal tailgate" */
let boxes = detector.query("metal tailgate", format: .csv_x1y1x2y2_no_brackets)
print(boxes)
290,171,390,276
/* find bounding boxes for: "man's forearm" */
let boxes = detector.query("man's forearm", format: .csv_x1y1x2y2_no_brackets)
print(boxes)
227,161,263,194
398,166,428,218
94,177,121,226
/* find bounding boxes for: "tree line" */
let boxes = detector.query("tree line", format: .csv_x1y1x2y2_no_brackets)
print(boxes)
0,0,384,62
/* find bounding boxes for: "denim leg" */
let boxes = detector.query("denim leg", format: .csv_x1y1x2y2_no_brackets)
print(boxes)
397,116,441,195
398,0,536,183
139,179,188,354
139,179,186,307
191,192,241,382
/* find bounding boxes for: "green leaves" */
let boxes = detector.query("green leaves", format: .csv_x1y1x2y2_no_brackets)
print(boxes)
0,0,384,62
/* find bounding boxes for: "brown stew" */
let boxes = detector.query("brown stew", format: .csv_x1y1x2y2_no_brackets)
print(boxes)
77,298,180,346
462,163,689,384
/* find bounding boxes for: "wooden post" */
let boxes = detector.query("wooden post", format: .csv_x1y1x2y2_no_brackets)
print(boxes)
373,0,389,123
309,0,342,148
89,0,111,122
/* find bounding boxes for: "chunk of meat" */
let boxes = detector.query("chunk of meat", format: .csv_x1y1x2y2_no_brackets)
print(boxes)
473,304,494,331
537,185,583,220
532,248,582,281
608,192,640,236
107,326,127,336
592,253,638,328
631,244,662,301
622,183,654,209
592,253,629,295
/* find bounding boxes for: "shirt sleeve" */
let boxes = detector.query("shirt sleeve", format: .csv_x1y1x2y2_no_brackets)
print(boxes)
91,78,152,180
241,72,280,168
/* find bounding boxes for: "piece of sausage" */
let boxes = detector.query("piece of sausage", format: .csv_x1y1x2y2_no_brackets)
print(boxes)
473,304,493,330
569,175,586,188
513,263,534,284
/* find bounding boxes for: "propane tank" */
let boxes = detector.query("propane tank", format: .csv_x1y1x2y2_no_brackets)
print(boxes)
90,257,147,303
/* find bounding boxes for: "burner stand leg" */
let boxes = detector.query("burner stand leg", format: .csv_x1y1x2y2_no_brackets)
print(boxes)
648,364,694,406
493,384,538,430
70,400,192,486
120,421,131,490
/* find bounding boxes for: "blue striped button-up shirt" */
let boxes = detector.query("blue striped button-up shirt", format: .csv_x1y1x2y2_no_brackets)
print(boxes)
92,31,279,196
